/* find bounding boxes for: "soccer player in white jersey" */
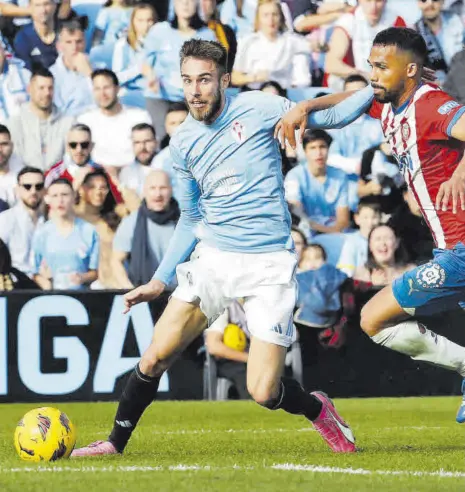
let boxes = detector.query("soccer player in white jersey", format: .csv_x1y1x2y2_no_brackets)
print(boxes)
72,39,358,457
277,27,465,423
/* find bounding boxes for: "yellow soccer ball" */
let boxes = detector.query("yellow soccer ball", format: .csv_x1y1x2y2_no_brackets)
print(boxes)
14,407,76,462
223,323,247,352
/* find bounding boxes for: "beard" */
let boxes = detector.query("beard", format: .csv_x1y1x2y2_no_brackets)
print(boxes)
372,84,398,104
187,90,222,123
23,197,42,210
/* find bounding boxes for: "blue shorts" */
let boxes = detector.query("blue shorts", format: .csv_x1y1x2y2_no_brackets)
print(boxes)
392,243,465,317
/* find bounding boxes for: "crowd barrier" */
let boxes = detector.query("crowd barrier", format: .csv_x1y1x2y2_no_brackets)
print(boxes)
0,291,464,403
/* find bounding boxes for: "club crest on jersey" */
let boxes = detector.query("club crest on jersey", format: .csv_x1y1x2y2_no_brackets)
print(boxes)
401,122,411,141
231,120,246,143
415,262,446,289
438,101,460,115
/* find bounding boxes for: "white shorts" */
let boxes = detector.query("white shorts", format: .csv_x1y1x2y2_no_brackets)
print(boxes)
172,243,298,348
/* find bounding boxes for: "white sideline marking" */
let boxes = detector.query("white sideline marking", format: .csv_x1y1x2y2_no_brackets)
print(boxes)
93,426,445,437
2,464,465,478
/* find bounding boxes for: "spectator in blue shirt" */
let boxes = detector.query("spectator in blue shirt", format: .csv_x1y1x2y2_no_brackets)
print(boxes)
112,3,157,100
14,0,58,70
32,177,99,290
285,129,350,239
0,42,30,123
92,0,134,47
220,0,258,39
50,19,94,116
337,200,381,278
142,0,216,140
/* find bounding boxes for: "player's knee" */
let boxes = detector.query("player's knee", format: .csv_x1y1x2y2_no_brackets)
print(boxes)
247,381,281,409
139,345,171,378
360,304,383,337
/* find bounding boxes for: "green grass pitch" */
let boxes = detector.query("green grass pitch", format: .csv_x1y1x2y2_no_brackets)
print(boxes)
1,397,465,491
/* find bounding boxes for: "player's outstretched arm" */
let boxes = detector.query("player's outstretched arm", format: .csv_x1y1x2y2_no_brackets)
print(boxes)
123,159,202,313
436,112,465,214
275,85,374,149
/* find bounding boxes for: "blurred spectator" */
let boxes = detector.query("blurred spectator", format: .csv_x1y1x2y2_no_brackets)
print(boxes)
0,198,8,212
220,0,256,38
0,166,45,275
8,67,74,171
299,243,326,271
205,299,249,400
0,238,39,290
327,74,383,176
354,224,415,286
200,0,237,73
415,0,463,85
260,79,286,97
152,102,188,200
120,123,158,196
50,19,94,116
92,0,133,47
112,170,179,289
142,0,216,140
75,169,121,289
337,200,381,277
324,0,406,90
157,101,188,150
14,0,58,70
112,3,157,95
294,248,348,328
0,124,24,206
32,177,99,290
444,48,465,104
285,129,350,239
387,186,435,265
78,69,152,171
358,138,404,215
291,225,307,265
45,123,99,189
0,42,31,123
232,0,311,89
293,1,352,33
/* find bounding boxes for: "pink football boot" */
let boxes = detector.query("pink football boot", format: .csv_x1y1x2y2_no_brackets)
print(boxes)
310,391,356,453
71,440,119,457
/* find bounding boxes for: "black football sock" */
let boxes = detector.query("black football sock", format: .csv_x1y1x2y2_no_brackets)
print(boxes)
108,364,161,452
271,377,323,421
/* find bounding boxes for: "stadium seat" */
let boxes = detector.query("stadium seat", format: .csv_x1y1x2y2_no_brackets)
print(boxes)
203,351,233,401
287,87,333,102
225,87,333,102
89,43,116,69
311,233,347,267
72,3,103,53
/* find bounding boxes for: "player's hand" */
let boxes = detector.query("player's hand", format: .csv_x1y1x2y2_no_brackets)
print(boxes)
274,101,308,150
123,279,166,314
435,172,465,213
367,180,383,195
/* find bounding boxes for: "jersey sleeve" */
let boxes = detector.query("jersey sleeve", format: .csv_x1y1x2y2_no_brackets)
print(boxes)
367,100,383,120
151,140,202,285
417,90,465,140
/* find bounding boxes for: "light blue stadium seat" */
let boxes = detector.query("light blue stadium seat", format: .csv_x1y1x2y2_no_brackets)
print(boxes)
72,3,102,53
287,87,333,102
225,86,332,102
311,233,347,267
89,42,115,69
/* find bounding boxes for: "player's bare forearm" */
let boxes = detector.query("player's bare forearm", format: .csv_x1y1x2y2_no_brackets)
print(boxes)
436,152,465,213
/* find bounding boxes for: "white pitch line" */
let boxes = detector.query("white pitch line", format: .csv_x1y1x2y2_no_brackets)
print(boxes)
2,464,465,479
93,426,445,437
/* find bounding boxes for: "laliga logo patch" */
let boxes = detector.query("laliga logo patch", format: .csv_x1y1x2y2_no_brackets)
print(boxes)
415,262,446,289
401,122,411,141
438,101,460,115
231,120,246,144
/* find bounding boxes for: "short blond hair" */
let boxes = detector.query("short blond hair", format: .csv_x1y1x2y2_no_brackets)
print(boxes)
254,0,286,33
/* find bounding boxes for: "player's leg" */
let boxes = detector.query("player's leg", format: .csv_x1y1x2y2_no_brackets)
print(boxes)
360,273,465,376
72,298,207,456
244,283,356,453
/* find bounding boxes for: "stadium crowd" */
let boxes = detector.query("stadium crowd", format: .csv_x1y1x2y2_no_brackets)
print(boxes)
0,0,463,386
